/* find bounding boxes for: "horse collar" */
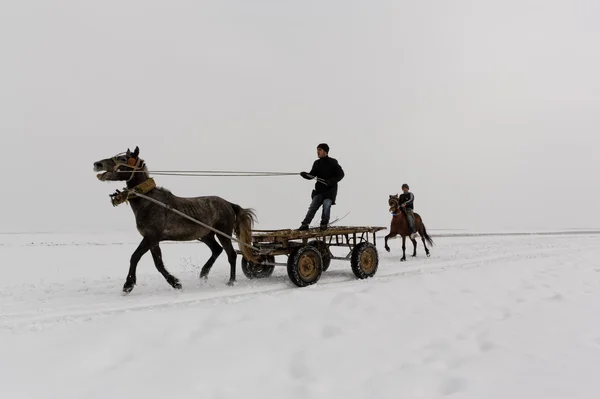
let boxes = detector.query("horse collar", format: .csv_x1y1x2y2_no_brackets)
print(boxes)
109,178,157,207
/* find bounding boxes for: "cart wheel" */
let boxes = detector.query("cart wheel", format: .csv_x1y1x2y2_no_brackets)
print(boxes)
241,255,276,279
350,242,379,279
287,246,323,287
308,240,332,271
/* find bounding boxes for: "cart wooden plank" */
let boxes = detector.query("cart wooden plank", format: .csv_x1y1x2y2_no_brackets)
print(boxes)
250,225,387,243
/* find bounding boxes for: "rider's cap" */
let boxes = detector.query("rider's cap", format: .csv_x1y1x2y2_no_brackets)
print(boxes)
402,183,409,189
317,143,329,153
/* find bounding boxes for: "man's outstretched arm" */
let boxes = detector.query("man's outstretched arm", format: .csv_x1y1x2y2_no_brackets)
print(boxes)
300,160,319,180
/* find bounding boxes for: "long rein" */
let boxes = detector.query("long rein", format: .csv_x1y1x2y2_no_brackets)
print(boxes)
127,168,329,185
112,164,328,252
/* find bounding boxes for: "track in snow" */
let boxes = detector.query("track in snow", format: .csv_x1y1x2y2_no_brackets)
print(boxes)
0,231,598,332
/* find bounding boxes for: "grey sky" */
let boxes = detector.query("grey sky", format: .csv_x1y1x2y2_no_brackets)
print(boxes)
1,0,598,233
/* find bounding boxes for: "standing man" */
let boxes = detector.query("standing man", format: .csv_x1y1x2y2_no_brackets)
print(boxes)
298,143,345,231
399,183,417,239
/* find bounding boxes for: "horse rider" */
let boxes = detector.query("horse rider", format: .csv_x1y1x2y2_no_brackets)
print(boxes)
399,183,417,239
298,143,345,231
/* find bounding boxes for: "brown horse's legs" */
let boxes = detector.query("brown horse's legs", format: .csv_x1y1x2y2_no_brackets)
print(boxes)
384,233,396,252
150,244,181,289
411,238,418,256
124,237,155,294
216,234,238,286
400,236,407,261
421,235,431,257
199,233,224,279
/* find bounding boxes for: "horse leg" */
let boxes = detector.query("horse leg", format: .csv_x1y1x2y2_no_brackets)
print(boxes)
199,233,223,279
216,235,237,286
124,237,154,294
400,236,407,262
411,238,417,257
150,243,182,289
384,233,396,252
415,218,431,257
421,235,431,257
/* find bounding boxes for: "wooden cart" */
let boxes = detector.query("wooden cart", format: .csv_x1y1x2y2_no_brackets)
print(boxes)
236,226,387,287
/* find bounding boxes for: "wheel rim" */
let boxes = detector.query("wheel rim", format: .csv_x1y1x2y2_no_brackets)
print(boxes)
298,252,319,281
360,247,377,274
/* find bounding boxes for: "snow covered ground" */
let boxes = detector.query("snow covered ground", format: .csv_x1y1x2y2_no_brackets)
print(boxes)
1,230,600,398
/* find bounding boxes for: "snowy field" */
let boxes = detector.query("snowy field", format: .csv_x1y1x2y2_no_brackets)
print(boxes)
2,230,600,398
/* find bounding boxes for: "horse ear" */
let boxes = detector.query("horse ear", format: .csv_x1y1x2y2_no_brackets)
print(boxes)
126,148,131,157
132,146,139,158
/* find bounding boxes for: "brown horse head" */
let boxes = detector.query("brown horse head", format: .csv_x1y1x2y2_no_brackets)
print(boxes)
93,146,146,182
388,194,400,214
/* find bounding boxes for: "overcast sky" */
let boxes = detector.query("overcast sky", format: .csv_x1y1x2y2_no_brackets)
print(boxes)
1,0,599,233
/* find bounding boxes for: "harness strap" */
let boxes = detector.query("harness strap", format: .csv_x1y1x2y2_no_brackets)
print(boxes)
110,178,157,206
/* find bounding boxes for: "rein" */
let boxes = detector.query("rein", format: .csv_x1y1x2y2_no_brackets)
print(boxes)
129,189,263,253
103,152,327,184
118,169,329,184
106,175,262,252
123,170,297,177
100,153,324,253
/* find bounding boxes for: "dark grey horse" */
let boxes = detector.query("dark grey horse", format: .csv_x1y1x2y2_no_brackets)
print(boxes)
93,146,259,294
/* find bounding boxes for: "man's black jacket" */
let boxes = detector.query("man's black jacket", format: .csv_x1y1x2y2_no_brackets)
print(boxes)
399,192,414,210
301,156,345,204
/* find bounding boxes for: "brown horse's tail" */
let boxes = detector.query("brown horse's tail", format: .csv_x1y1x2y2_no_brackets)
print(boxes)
420,218,435,247
231,203,260,263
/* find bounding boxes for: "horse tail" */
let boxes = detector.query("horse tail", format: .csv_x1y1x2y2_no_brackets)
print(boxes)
231,203,260,263
420,220,435,246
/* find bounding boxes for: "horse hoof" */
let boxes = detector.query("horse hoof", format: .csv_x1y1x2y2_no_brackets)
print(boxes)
385,247,390,253
427,253,431,257
165,275,182,289
226,280,236,287
400,258,406,262
122,285,134,294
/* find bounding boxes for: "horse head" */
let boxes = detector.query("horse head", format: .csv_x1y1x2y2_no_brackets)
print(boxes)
388,194,400,214
93,146,146,182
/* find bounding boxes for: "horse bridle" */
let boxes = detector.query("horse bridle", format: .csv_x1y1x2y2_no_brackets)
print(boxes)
110,152,146,182
388,196,401,215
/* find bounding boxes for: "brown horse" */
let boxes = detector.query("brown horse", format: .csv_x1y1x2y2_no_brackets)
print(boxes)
384,194,434,261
